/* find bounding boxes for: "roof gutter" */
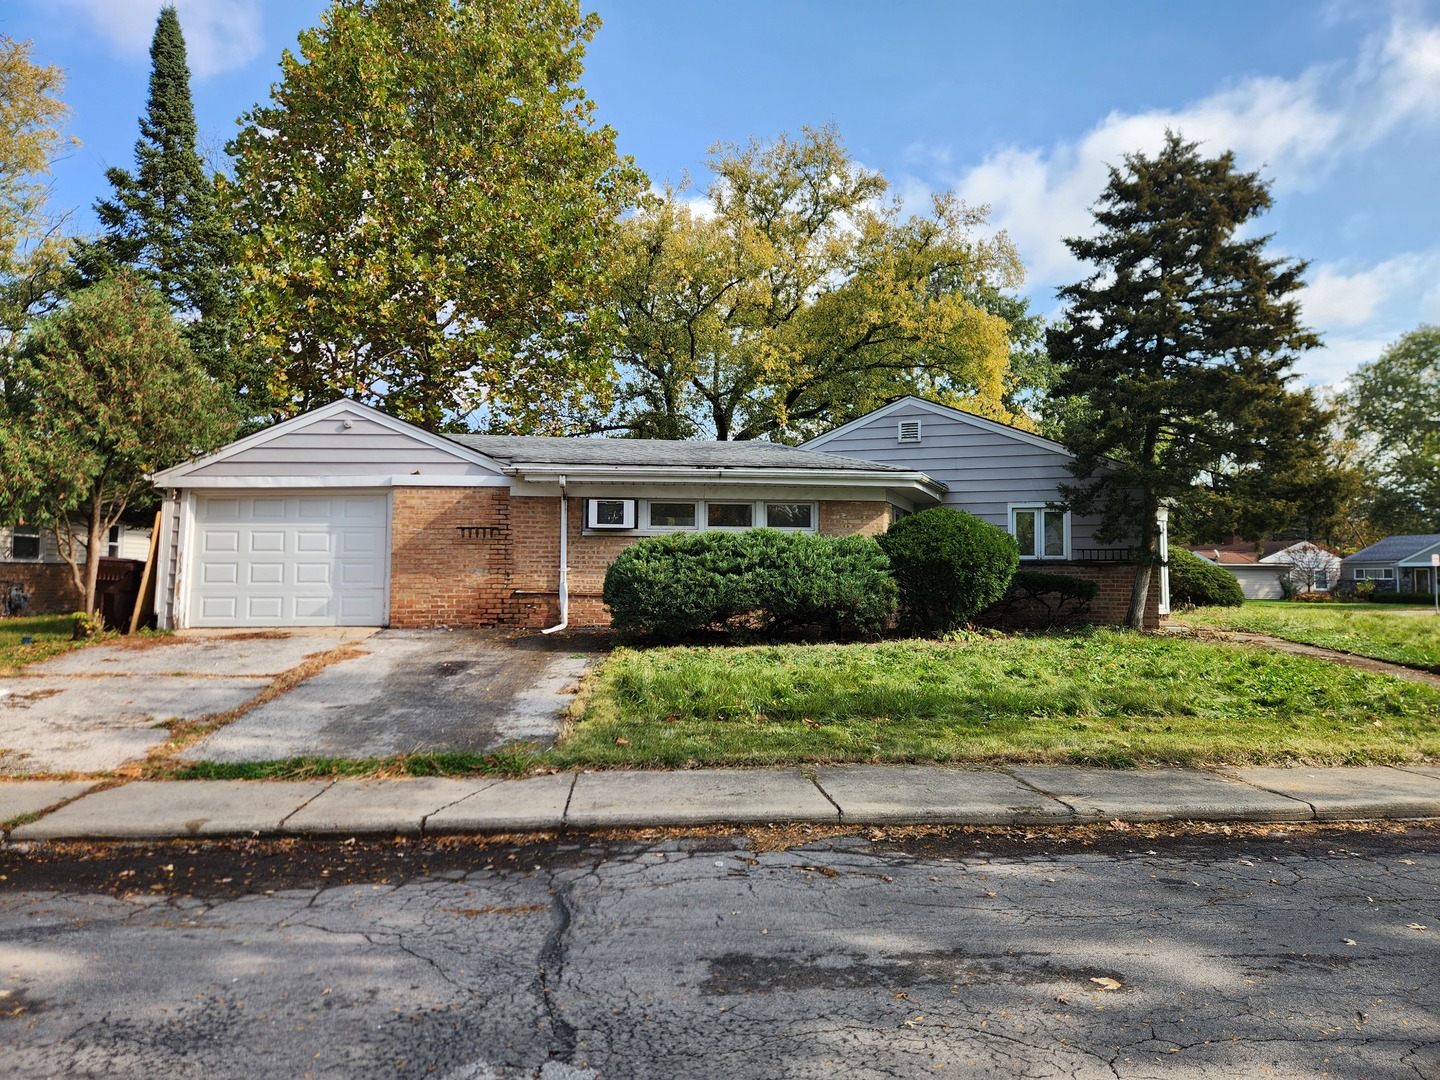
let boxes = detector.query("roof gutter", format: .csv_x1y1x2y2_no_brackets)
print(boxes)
508,463,947,497
541,474,569,635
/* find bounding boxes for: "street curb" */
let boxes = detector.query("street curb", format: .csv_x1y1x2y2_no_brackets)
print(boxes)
6,764,1440,843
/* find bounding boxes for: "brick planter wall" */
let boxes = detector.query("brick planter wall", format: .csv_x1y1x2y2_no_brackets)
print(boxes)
1,563,82,615
985,561,1162,630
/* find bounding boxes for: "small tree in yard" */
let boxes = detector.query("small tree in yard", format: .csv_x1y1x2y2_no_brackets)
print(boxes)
0,274,234,618
1049,132,1323,629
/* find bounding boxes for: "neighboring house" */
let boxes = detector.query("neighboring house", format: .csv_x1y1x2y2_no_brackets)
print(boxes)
800,396,1169,627
1187,539,1342,600
1,522,153,614
1340,535,1440,596
144,397,1172,631
146,399,944,630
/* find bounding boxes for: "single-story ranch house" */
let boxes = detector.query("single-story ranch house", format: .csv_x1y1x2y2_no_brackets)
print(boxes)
144,397,1169,632
1340,534,1440,595
1186,539,1341,600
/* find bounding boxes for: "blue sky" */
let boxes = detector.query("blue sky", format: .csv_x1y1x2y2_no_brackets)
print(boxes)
8,0,1440,389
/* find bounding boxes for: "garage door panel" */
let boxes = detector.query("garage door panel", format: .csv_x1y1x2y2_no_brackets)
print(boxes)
248,562,285,585
203,530,239,553
199,596,238,620
246,597,284,620
337,594,383,620
339,559,383,586
293,597,333,619
202,561,238,584
295,562,331,585
190,493,388,628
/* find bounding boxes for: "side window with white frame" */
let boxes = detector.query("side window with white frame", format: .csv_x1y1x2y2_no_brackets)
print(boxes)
763,502,813,530
1353,567,1394,581
1010,506,1067,559
646,501,697,529
7,525,41,561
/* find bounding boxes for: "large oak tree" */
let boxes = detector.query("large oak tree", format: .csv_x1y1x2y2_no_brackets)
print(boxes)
227,0,645,432
1049,132,1325,627
607,127,1026,442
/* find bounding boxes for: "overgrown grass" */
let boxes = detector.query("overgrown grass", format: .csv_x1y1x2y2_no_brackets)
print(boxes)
554,629,1440,769
1181,601,1440,672
0,614,93,671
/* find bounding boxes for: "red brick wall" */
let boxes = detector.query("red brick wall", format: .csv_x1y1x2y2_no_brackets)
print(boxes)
389,491,904,629
389,487,515,628
819,501,891,537
997,561,1162,630
1,563,82,615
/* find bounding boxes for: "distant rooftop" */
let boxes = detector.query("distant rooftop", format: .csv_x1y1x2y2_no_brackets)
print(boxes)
443,434,921,474
1345,534,1440,563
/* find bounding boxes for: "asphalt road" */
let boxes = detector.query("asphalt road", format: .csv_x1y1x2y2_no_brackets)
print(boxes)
2,824,1437,1079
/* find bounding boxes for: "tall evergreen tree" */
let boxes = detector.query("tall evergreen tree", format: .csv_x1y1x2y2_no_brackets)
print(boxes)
1048,132,1323,628
80,7,240,395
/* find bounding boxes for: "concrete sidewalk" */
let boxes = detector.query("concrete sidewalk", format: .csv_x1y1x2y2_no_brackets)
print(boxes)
4,763,1440,841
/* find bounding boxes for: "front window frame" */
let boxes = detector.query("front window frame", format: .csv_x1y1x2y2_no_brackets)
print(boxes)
7,525,41,562
1009,505,1069,560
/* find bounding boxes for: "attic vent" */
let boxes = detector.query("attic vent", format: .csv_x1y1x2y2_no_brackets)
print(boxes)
897,420,922,444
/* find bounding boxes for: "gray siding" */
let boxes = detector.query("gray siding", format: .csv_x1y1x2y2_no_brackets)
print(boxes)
188,409,501,478
811,403,1119,552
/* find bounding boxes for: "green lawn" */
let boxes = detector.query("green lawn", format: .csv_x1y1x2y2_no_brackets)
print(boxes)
549,630,1440,769
0,614,86,670
1180,601,1440,672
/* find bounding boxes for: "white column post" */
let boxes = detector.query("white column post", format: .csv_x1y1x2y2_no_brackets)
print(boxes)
1156,507,1171,617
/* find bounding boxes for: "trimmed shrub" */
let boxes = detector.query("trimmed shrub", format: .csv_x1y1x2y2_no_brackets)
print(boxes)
877,507,1019,634
1167,548,1244,607
982,569,1100,628
1367,591,1437,605
601,529,896,642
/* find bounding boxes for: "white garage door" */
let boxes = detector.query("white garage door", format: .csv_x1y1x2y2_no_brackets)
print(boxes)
190,493,389,627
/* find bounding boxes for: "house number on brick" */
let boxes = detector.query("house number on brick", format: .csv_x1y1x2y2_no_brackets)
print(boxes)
455,526,506,540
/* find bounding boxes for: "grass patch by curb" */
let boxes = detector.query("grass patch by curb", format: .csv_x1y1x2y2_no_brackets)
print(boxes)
554,629,1440,769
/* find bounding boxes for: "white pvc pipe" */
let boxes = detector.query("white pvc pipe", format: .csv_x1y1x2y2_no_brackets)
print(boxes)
541,475,569,634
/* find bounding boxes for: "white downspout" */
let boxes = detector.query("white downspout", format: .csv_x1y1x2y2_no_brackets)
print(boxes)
1156,506,1171,617
541,475,569,634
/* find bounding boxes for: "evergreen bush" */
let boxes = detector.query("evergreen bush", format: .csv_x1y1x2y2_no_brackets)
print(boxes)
602,529,896,642
877,507,1018,634
1167,548,1245,607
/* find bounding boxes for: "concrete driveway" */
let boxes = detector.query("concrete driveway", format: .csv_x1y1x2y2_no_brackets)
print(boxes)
0,628,601,775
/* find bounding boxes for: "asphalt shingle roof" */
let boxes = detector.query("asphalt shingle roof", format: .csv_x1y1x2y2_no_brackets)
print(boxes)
444,434,920,474
1344,534,1440,562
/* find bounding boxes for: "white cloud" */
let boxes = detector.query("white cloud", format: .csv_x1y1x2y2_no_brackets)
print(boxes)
46,0,265,79
1302,251,1440,329
909,9,1440,384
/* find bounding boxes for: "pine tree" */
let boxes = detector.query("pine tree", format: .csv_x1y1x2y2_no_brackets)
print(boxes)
81,7,240,394
1048,132,1323,628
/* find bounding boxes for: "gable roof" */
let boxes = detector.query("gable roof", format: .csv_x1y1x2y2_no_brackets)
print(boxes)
1344,534,1440,564
443,434,914,473
1190,540,1338,565
149,398,507,484
800,396,1071,456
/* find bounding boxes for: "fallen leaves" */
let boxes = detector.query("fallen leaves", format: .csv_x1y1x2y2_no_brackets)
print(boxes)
1090,977,1123,991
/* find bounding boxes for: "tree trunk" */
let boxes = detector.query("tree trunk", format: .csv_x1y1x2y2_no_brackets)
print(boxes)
1125,506,1158,631
82,485,104,618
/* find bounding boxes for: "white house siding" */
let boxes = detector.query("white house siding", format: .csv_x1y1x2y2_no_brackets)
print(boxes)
803,401,1118,554
183,408,500,479
2,524,152,564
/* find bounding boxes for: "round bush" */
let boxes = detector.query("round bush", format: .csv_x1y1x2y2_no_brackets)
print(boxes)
1167,547,1244,607
877,507,1019,634
602,529,896,642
